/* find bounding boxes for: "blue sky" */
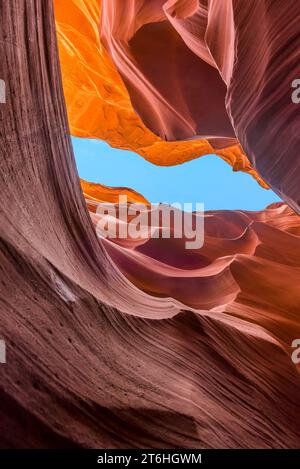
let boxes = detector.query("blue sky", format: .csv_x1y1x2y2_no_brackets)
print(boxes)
72,137,280,211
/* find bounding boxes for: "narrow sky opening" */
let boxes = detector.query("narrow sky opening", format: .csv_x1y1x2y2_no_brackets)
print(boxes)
73,137,280,211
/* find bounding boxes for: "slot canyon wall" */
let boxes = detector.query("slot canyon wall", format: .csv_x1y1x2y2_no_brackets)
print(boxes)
0,0,300,448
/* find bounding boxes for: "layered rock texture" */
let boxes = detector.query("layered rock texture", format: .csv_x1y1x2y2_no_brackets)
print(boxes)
54,0,267,186
0,0,300,449
99,0,300,212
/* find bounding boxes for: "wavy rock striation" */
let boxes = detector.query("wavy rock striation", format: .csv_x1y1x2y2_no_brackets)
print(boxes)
54,0,266,186
100,0,300,212
0,0,300,449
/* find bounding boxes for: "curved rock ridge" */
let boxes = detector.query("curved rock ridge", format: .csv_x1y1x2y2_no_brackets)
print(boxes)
90,198,300,317
54,0,267,187
82,179,149,205
101,0,235,142
1,0,300,450
99,0,300,212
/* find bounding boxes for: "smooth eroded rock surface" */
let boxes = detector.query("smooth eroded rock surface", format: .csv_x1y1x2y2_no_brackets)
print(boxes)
0,0,300,449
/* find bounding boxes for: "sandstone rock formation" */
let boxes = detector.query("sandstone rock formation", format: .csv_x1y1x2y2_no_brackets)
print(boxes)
0,0,299,449
54,0,266,186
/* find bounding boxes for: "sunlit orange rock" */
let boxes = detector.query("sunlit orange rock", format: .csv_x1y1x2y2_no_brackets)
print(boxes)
54,0,267,187
99,0,300,213
81,179,149,210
